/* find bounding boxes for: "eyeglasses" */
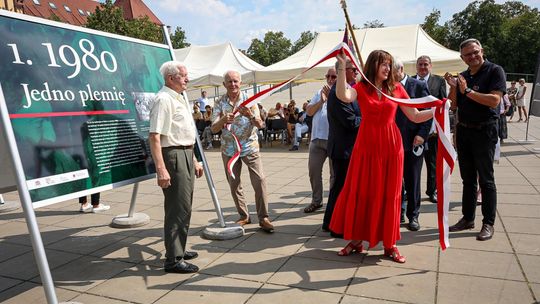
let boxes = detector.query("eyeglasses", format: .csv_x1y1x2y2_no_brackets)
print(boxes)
325,75,337,79
462,49,481,58
346,67,358,73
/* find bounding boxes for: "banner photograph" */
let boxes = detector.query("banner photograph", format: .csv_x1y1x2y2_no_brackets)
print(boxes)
0,12,172,205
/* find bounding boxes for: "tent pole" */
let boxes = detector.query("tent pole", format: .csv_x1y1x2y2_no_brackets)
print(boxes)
289,83,293,101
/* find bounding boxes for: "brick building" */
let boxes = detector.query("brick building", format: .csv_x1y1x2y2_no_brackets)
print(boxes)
1,0,162,26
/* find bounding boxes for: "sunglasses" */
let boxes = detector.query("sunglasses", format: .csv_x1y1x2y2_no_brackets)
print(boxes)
325,75,337,79
462,49,481,58
346,67,358,73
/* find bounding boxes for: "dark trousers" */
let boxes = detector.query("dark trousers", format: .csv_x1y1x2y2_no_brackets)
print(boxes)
424,134,437,196
401,150,424,220
162,147,195,267
79,193,100,205
323,157,351,229
456,123,498,226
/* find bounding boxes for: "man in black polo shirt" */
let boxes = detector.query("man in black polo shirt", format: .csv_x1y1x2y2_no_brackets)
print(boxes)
444,38,506,241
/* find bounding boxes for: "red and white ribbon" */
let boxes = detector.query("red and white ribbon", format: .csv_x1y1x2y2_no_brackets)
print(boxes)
225,122,242,179
229,42,456,249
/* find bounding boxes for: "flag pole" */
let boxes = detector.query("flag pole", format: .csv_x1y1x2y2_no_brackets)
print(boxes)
340,0,364,70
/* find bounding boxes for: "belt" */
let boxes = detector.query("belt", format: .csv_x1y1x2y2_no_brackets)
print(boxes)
164,145,194,150
457,120,496,130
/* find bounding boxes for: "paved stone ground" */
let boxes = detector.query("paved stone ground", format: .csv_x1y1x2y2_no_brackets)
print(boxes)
0,117,539,304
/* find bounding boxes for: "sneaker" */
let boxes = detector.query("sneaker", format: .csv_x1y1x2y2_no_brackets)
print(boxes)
79,203,93,213
91,203,110,213
205,143,213,150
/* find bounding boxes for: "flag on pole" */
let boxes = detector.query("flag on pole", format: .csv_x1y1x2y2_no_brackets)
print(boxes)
342,26,356,59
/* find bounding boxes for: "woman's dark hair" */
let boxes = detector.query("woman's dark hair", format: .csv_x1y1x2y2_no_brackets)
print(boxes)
361,50,396,96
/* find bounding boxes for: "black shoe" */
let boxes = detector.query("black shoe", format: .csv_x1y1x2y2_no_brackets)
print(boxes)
321,225,330,232
400,213,406,224
164,261,199,273
429,194,438,204
449,217,475,232
289,145,299,151
407,218,420,231
477,224,494,241
330,231,343,238
177,251,198,261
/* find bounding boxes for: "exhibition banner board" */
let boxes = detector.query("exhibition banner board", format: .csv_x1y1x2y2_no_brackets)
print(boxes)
0,11,172,207
0,129,16,193
530,52,540,117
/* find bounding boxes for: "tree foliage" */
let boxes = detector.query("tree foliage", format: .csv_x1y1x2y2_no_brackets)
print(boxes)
126,16,162,43
422,9,448,45
170,26,190,49
423,0,540,74
363,20,384,28
247,31,292,66
86,0,162,43
291,31,317,54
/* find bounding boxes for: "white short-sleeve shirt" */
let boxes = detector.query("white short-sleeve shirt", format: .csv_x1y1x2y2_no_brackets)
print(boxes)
149,86,196,147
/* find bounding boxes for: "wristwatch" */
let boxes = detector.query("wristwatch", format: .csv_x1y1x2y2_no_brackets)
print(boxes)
464,88,472,95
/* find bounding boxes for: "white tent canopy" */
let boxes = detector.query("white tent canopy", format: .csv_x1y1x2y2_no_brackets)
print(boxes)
254,24,466,84
174,42,263,88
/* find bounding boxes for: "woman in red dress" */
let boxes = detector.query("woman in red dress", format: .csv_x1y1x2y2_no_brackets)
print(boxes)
329,50,433,263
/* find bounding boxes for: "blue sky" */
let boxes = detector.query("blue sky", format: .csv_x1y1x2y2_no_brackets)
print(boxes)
144,0,540,50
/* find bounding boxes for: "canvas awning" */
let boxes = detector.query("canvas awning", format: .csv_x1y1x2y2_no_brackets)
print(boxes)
254,24,466,84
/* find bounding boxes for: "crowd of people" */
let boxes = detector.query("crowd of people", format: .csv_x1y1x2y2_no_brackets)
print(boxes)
145,37,512,273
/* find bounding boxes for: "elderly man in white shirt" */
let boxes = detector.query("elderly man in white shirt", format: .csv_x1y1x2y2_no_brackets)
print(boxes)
149,61,203,274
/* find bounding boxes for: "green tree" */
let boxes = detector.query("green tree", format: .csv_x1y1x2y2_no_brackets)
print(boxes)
247,31,292,66
170,26,190,49
86,0,128,36
125,16,162,43
363,20,384,28
290,31,317,54
86,0,163,43
436,0,540,74
422,9,449,46
444,0,504,58
499,7,540,74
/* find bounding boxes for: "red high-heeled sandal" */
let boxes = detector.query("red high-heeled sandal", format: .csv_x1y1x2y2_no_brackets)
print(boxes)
384,246,406,263
338,241,363,256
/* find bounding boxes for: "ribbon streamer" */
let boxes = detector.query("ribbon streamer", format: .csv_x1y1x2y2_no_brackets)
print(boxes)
227,42,456,249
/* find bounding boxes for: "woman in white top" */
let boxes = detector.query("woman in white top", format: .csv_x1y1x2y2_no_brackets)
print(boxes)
516,78,528,122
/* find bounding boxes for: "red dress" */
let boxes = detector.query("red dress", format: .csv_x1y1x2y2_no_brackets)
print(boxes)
329,82,408,249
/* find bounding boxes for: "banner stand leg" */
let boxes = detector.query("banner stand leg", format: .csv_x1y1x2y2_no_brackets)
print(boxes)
110,182,150,228
0,84,58,303
0,194,19,213
195,136,244,240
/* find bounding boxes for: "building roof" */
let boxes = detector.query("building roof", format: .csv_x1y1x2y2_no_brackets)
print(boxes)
21,0,100,26
114,0,162,25
19,0,162,26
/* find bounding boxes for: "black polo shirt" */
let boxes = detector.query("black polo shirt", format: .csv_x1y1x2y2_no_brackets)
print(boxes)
457,60,506,124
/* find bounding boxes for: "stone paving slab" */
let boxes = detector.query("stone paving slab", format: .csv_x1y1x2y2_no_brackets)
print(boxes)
0,117,539,303
437,273,534,304
346,265,437,304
